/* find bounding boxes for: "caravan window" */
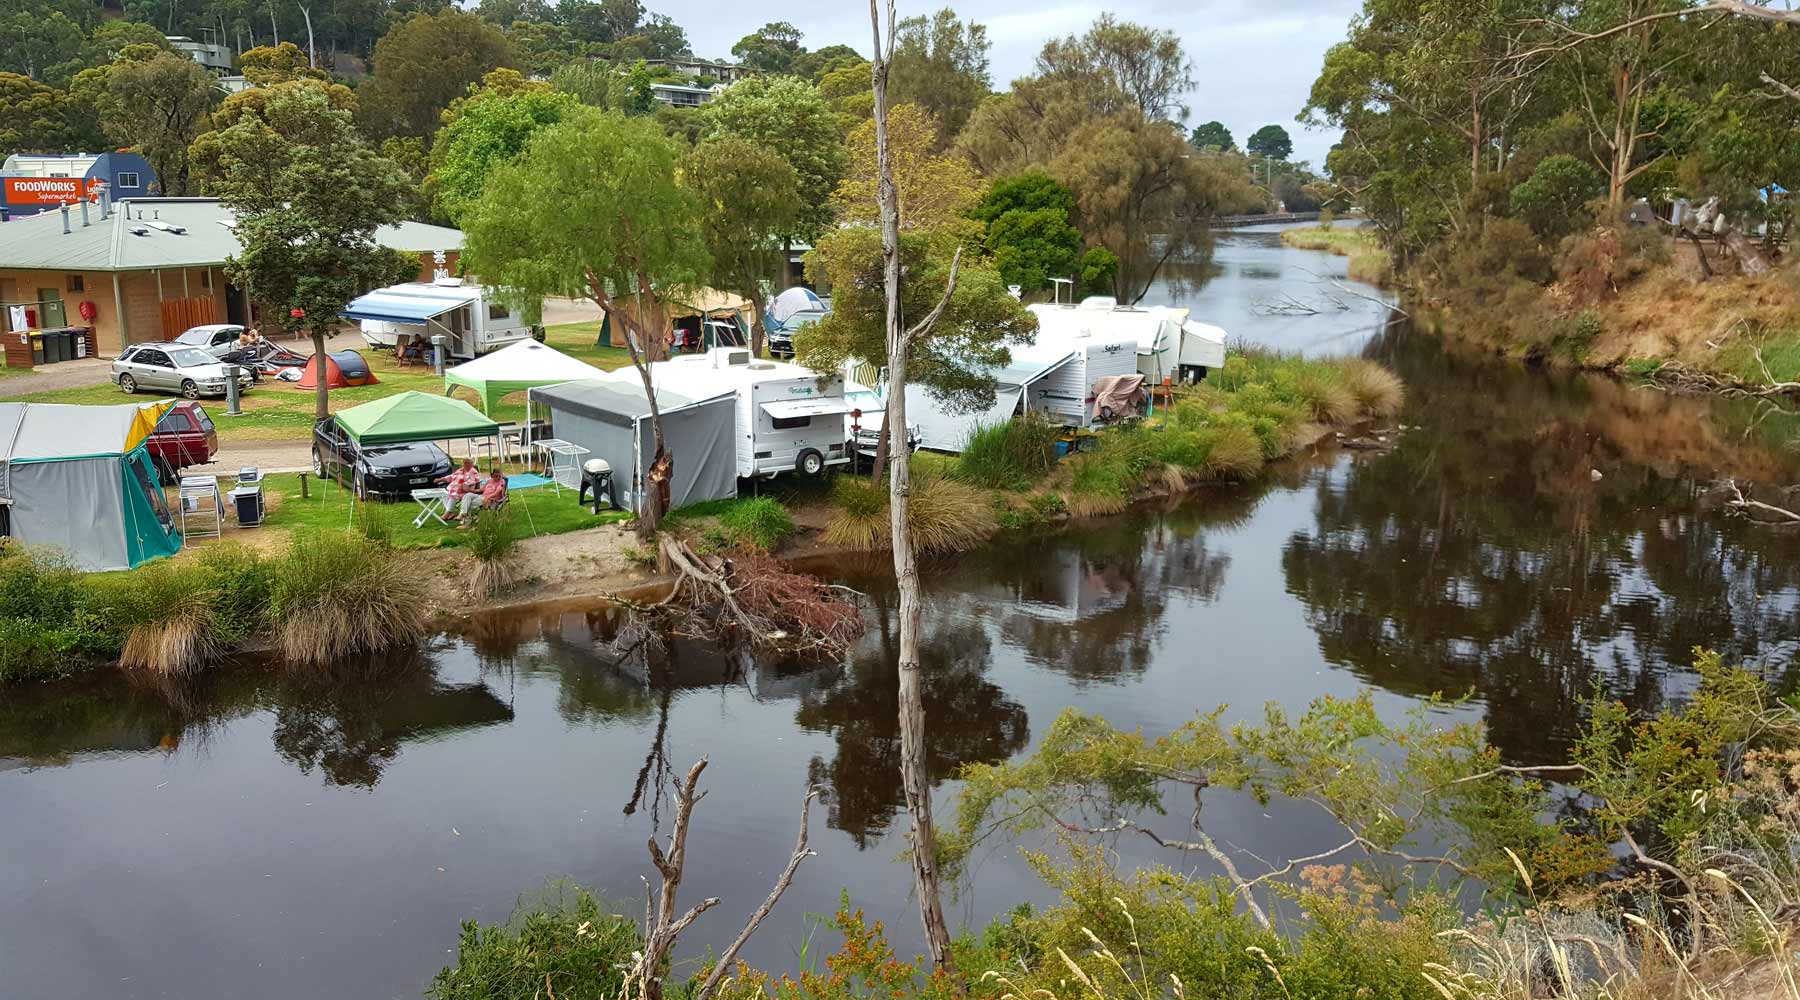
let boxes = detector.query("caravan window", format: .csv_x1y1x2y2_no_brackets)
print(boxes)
487,303,508,321
771,414,812,431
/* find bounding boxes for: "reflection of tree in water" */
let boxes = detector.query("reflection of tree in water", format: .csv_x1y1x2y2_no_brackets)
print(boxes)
271,649,513,787
1282,329,1800,763
796,588,1029,846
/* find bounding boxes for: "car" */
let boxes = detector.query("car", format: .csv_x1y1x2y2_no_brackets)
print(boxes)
844,385,920,463
764,311,825,359
173,323,248,359
144,401,219,483
112,344,256,399
312,418,453,500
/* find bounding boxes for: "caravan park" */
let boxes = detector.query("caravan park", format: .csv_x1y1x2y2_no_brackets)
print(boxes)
4,3,1800,1000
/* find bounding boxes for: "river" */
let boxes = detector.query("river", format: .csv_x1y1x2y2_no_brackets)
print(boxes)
5,225,1800,1000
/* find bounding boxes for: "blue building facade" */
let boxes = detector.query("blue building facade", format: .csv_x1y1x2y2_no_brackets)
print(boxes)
0,152,158,222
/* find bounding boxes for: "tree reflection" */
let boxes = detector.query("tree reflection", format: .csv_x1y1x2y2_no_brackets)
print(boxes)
797,586,1029,846
1282,329,1800,763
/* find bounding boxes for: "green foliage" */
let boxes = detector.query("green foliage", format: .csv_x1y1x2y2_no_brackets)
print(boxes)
973,172,1083,293
0,545,116,683
1189,119,1235,152
888,8,991,147
465,504,521,562
429,87,578,225
956,412,1061,490
730,20,804,74
799,227,1037,415
1509,155,1604,239
1076,246,1119,298
1246,123,1293,160
427,882,640,1000
358,10,517,141
702,74,842,243
97,49,214,195
822,473,996,553
682,134,801,347
714,497,795,552
1711,330,1800,386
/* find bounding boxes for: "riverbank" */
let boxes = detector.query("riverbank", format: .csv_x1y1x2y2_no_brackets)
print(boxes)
1280,223,1395,287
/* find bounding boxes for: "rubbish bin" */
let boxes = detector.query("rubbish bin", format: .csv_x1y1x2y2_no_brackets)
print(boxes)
29,334,44,366
44,330,67,363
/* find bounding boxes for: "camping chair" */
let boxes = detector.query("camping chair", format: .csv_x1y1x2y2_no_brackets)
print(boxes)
396,340,428,368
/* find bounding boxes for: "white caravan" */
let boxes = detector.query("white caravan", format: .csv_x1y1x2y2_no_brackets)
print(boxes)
342,278,534,360
1030,297,1226,392
1025,303,1142,428
611,347,853,478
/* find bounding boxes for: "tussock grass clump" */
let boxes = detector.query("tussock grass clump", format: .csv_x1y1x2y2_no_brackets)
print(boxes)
1297,372,1359,425
715,497,794,552
1204,424,1266,480
1064,433,1154,517
106,560,228,677
957,412,1061,490
269,530,429,665
822,473,997,552
465,508,524,600
428,881,640,1000
1339,359,1406,418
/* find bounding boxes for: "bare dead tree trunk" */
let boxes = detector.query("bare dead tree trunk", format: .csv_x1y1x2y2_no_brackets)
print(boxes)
629,758,819,1000
869,1,960,972
588,268,669,537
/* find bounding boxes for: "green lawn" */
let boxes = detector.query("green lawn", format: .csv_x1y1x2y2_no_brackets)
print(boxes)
0,328,637,443
251,471,630,549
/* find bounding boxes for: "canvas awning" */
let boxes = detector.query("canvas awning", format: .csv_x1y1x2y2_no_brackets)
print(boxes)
760,398,851,420
0,400,171,464
443,340,609,414
333,391,498,445
993,348,1077,388
342,288,477,325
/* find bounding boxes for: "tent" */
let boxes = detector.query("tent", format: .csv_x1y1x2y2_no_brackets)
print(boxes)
768,287,826,328
298,350,380,390
442,340,609,414
0,400,182,571
531,379,737,513
334,391,499,446
600,287,754,349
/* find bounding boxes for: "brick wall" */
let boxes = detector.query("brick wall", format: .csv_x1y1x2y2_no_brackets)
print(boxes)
0,267,231,355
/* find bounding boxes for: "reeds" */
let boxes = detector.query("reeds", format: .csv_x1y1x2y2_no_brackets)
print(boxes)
269,530,429,665
1340,359,1407,418
464,507,524,600
822,472,996,552
958,412,1061,490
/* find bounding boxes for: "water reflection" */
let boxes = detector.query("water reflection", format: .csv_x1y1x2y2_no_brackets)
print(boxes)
1280,329,1800,762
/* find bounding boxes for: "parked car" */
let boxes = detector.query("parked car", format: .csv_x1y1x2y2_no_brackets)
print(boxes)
144,401,218,483
764,311,824,359
312,418,452,500
113,344,255,399
173,323,248,359
844,385,920,463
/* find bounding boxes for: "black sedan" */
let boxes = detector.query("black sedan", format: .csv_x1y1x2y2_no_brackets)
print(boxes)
312,419,453,500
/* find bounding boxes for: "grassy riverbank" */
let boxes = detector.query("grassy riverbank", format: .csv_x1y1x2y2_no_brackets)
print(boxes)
817,348,1404,550
1281,223,1395,287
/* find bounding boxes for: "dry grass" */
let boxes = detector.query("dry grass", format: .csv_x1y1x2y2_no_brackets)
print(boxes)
822,472,998,552
119,603,220,677
1299,373,1360,424
1340,359,1407,418
270,531,430,666
1204,425,1265,480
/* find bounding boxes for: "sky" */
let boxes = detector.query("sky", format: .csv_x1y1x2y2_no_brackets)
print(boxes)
655,0,1364,167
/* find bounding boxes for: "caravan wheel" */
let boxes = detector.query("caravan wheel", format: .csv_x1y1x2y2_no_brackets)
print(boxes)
796,449,825,477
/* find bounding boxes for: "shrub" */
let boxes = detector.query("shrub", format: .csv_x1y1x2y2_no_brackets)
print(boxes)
1338,359,1406,418
0,546,116,682
465,507,524,599
1202,424,1264,480
957,412,1060,490
715,497,794,552
823,473,996,552
428,882,640,1000
1296,371,1359,425
269,530,430,665
1509,154,1605,239
105,560,227,677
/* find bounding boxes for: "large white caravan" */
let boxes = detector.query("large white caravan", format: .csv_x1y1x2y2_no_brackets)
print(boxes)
610,347,853,478
342,279,535,360
1025,304,1142,428
1031,297,1227,388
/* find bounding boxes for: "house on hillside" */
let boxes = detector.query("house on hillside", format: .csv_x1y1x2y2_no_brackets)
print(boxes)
0,197,463,353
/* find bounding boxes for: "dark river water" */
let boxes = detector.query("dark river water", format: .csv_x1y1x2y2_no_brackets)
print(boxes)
7,226,1800,1000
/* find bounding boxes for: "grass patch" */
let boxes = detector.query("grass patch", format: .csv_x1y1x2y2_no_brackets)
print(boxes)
428,881,640,1000
256,472,628,549
1714,329,1800,386
1282,225,1395,288
715,497,795,552
957,411,1060,490
268,529,430,666
822,472,997,552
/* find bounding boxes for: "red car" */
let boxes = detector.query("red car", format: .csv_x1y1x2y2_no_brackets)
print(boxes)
146,401,219,483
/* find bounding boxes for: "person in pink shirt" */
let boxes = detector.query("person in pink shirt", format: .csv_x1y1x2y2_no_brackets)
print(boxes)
453,468,508,525
439,458,481,521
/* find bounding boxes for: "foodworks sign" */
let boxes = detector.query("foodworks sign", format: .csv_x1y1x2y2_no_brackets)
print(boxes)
3,178,92,205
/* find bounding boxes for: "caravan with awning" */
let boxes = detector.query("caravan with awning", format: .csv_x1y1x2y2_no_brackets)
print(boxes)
342,279,534,360
602,347,853,479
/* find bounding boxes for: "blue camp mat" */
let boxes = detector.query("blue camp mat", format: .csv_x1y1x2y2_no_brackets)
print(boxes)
506,473,553,490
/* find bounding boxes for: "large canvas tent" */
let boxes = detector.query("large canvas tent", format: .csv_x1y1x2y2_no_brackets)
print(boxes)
599,288,753,349
0,400,182,570
531,380,736,513
443,340,609,414
334,391,499,445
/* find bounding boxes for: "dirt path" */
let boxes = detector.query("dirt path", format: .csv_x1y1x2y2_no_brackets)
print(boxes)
0,357,116,393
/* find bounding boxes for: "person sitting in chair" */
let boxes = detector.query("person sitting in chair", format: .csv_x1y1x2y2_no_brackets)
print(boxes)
439,458,481,521
400,334,429,363
453,468,508,527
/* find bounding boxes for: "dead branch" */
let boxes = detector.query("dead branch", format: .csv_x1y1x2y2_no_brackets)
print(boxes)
1759,71,1800,102
901,245,963,349
627,759,821,1000
692,788,819,1000
1646,360,1800,399
1724,480,1800,524
639,538,866,657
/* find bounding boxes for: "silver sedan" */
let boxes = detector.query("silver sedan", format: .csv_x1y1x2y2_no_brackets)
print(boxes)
112,344,255,399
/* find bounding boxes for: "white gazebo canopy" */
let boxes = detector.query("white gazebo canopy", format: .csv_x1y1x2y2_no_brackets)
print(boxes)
443,339,611,414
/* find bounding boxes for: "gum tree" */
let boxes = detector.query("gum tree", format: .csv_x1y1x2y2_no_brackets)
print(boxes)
461,107,709,535
682,135,800,357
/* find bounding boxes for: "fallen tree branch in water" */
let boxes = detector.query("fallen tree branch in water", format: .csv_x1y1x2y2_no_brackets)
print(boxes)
1643,359,1800,399
1725,480,1800,524
636,538,865,657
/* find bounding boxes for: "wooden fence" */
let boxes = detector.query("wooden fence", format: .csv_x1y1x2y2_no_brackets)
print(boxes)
158,296,219,340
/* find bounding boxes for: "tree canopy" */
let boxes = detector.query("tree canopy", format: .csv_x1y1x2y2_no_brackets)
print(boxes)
1246,123,1293,161
701,75,845,243
682,134,801,353
428,86,578,225
972,171,1084,293
730,21,804,74
1036,13,1193,123
1189,120,1234,151
832,103,982,233
888,8,990,149
357,11,516,141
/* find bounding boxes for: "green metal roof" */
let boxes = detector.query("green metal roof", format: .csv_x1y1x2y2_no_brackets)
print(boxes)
333,390,499,446
0,198,463,272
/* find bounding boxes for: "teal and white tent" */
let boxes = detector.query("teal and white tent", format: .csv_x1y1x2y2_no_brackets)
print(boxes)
0,401,182,570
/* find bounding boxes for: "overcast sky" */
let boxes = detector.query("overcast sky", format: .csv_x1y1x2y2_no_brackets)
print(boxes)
653,0,1362,166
